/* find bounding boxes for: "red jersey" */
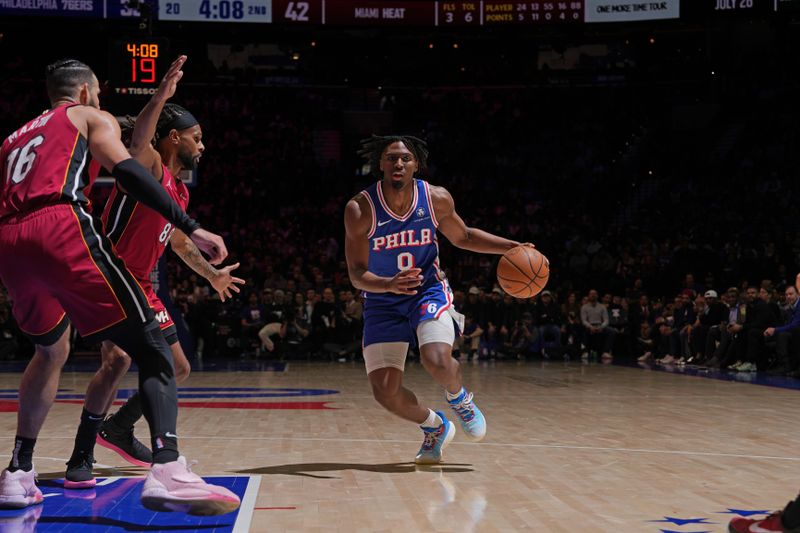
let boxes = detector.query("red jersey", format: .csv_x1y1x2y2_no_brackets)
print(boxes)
102,164,189,280
0,104,101,221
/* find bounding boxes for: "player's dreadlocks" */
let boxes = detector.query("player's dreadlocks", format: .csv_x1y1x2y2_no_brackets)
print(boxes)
358,134,429,177
115,104,198,149
154,103,197,143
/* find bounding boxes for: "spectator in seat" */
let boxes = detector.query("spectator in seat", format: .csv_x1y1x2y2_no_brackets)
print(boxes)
688,290,728,364
484,287,507,358
456,313,484,361
705,287,740,367
580,289,615,362
629,294,654,333
607,295,629,356
241,292,267,355
736,287,780,370
534,290,563,358
312,287,338,356
510,312,535,360
764,282,800,375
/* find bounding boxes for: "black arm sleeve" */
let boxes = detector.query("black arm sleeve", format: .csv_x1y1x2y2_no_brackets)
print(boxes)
111,158,200,235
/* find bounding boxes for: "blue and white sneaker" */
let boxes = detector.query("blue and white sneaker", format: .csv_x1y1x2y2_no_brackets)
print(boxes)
415,411,455,465
447,389,486,442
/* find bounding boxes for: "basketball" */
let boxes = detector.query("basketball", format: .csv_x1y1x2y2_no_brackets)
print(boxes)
496,246,550,299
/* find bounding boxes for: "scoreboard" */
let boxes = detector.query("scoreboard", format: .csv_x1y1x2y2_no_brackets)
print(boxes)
316,1,583,26
0,0,781,23
157,0,587,25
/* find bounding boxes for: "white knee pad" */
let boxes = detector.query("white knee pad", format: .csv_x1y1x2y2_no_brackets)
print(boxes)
363,342,409,374
417,311,457,347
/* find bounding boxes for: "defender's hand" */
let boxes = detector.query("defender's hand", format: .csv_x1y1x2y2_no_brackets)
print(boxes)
211,262,245,302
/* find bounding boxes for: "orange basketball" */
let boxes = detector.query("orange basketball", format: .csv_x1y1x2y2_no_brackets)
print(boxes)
496,246,550,299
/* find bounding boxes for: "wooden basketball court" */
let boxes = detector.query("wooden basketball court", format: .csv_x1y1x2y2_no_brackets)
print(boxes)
0,359,797,531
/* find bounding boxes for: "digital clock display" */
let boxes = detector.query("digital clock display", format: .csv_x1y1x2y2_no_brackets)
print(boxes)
159,0,272,22
109,38,170,95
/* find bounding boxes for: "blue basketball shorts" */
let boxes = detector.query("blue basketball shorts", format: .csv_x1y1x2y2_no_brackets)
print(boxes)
362,281,462,348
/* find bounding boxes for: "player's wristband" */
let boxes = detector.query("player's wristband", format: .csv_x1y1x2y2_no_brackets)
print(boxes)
112,158,200,235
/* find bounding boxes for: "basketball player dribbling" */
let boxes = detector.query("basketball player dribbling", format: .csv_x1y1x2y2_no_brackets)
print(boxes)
344,135,533,463
62,56,245,488
0,58,240,515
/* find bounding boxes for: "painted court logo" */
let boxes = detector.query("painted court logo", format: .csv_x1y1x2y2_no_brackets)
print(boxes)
646,509,772,532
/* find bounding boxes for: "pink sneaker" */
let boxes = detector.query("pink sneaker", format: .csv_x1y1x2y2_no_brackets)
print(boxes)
0,468,43,509
141,456,240,516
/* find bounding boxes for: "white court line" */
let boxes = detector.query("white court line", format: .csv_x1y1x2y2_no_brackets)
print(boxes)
163,436,800,463
20,437,800,463
232,475,261,533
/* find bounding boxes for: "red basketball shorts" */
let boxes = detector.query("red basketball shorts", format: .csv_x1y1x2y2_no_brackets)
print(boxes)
0,204,153,345
139,280,178,344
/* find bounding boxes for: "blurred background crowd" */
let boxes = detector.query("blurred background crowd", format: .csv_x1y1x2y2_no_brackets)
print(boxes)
1,11,799,375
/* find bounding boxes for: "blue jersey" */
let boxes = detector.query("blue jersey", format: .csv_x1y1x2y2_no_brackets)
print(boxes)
360,179,459,348
362,179,444,302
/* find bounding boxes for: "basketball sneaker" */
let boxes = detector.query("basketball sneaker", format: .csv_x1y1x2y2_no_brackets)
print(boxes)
65,451,96,489
97,417,152,468
0,468,43,509
729,511,800,532
141,456,240,516
415,411,455,465
447,389,487,442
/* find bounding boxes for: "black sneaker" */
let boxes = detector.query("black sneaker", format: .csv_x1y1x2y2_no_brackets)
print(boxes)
97,418,152,468
65,452,96,489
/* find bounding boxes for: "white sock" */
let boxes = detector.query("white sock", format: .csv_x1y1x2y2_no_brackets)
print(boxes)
446,387,465,402
420,409,442,429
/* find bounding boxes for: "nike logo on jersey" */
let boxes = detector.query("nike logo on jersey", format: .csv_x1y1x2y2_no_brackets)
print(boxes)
377,220,391,227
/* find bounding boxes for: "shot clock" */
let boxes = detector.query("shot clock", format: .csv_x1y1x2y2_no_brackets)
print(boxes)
109,37,170,96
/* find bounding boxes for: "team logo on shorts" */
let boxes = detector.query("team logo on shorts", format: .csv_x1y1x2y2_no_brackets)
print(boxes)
154,310,170,324
417,207,426,218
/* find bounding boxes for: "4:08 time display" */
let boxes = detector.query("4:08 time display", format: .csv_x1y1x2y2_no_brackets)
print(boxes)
161,0,271,21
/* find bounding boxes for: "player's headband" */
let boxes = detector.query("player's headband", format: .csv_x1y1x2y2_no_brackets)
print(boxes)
156,111,199,140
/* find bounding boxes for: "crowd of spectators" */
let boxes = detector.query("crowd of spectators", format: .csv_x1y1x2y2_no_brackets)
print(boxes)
2,21,800,374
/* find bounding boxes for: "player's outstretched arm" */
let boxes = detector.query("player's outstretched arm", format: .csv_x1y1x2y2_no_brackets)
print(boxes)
80,107,211,243
430,185,523,254
344,195,422,295
170,229,244,300
129,55,188,174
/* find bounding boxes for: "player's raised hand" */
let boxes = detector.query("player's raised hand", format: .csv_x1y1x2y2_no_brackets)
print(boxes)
190,228,228,265
211,262,245,302
156,55,187,101
387,268,423,295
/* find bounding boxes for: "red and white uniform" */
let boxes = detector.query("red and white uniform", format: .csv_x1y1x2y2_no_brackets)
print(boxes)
0,105,152,343
102,165,189,339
